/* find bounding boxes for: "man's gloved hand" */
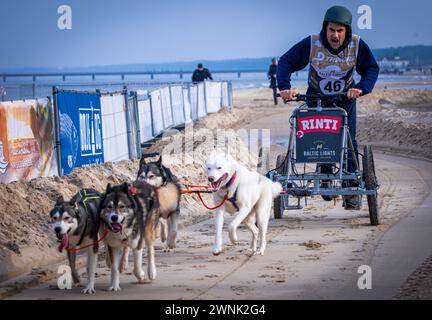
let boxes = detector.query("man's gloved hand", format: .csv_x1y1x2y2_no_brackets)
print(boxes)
279,89,297,101
347,88,362,99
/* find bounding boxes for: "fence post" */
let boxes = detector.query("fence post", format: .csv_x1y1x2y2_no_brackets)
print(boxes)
52,86,62,176
196,84,199,119
168,85,175,127
148,91,156,137
131,91,142,159
228,81,233,109
181,85,187,123
123,86,135,160
203,81,208,115
159,88,166,130
220,81,224,110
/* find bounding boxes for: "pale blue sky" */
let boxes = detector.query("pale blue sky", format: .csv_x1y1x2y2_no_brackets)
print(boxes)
0,0,431,69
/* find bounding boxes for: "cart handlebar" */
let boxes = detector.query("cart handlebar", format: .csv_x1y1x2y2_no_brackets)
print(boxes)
277,92,350,103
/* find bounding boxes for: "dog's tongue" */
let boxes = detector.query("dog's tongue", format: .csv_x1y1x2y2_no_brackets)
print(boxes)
57,233,69,253
112,222,123,234
211,173,228,191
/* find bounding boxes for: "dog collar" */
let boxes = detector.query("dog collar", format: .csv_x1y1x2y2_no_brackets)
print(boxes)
224,171,237,189
129,185,137,195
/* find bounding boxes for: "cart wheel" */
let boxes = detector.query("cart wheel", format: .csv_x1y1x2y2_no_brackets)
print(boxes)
363,145,379,226
274,153,285,219
275,153,286,175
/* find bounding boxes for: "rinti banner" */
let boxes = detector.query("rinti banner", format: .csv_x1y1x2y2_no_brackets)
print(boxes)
295,110,344,163
0,99,58,183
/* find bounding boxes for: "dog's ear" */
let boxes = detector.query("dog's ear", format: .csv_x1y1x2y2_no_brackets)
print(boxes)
139,155,147,166
105,183,112,193
226,152,235,163
156,155,162,167
56,195,64,205
163,166,175,182
69,197,76,207
69,194,77,206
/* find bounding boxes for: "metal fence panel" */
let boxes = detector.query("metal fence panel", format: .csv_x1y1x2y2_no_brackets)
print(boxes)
100,93,129,162
170,85,185,126
228,81,233,109
205,81,222,113
197,82,206,118
149,89,164,136
137,96,153,142
182,87,193,124
189,85,198,121
126,92,141,159
221,81,229,107
160,86,173,129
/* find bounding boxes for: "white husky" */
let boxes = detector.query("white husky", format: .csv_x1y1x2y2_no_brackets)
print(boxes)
205,151,282,256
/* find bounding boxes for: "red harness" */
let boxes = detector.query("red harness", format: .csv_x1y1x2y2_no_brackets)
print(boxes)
183,172,237,211
65,229,109,252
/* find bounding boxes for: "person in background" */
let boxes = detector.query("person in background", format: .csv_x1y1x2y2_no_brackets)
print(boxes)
192,63,213,83
267,58,278,105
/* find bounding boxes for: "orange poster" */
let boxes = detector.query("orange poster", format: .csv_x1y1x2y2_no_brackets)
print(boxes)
0,99,57,183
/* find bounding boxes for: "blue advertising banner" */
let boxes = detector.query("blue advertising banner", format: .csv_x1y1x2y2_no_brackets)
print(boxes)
57,91,104,175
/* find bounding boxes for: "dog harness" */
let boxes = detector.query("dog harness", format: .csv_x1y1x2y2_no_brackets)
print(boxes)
75,189,101,247
224,172,239,211
64,189,108,252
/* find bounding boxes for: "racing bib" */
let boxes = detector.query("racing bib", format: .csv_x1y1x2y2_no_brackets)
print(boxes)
308,34,359,95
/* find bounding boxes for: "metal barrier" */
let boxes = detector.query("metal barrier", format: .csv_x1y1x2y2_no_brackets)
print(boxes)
100,91,129,163
136,90,154,144
2,81,232,181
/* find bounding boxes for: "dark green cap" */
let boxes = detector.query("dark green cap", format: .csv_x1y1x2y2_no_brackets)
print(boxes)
324,5,352,27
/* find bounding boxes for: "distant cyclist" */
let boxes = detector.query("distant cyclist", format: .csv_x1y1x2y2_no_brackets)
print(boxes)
277,5,379,208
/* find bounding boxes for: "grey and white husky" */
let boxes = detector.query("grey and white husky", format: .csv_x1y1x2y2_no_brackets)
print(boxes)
99,181,160,291
137,154,181,250
49,189,102,294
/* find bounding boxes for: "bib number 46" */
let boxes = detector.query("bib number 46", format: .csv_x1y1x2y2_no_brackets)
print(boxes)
320,79,345,94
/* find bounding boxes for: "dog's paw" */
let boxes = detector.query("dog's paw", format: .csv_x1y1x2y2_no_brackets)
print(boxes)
167,238,177,250
134,270,146,283
245,249,256,257
137,277,146,284
255,250,265,256
162,244,172,253
148,266,157,280
107,284,121,292
212,243,223,255
81,286,96,294
212,248,223,256
119,261,128,273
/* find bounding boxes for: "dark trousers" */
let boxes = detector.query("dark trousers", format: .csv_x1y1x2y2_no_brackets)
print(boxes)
272,87,278,105
320,99,358,174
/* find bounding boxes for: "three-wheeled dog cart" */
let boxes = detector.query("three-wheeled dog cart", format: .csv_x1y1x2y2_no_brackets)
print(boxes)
267,93,379,226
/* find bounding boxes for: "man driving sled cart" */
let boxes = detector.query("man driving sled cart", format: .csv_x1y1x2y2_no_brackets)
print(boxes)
277,5,379,209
